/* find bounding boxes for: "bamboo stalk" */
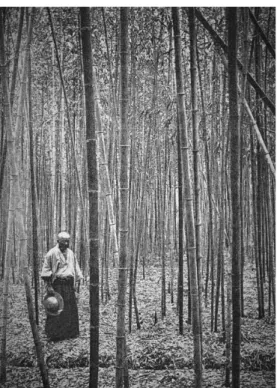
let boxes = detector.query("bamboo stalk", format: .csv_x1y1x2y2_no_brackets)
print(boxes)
80,7,100,387
172,7,202,388
116,8,130,388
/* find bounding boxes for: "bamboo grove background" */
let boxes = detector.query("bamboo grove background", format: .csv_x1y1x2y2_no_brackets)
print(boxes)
0,6,275,387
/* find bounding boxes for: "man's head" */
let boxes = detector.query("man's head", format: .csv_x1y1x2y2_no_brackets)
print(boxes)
57,231,70,252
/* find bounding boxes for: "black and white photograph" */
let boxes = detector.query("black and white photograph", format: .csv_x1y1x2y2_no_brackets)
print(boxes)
0,5,275,387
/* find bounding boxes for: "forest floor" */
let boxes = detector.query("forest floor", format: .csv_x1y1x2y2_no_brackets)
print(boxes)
0,262,275,388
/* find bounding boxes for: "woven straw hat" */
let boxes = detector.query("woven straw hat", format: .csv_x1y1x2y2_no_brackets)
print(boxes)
43,291,64,316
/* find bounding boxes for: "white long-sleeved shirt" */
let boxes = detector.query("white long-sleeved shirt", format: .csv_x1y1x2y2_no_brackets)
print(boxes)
41,244,83,283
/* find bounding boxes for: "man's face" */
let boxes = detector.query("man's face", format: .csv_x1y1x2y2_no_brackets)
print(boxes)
58,239,69,252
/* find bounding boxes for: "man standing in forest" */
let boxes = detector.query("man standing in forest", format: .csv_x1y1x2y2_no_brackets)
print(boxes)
41,232,83,341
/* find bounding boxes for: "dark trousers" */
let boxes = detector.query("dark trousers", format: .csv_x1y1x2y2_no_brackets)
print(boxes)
45,277,79,341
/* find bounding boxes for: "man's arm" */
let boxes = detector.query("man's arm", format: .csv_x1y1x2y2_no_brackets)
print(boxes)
41,254,55,296
42,276,55,296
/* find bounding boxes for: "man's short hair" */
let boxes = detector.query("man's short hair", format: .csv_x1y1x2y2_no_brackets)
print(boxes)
57,232,70,241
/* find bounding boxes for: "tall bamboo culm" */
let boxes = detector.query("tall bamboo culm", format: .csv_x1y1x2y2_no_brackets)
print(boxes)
80,7,100,387
227,7,241,388
172,7,202,388
116,7,130,388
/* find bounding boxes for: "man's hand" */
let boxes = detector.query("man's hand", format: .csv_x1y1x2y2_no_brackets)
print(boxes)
47,285,55,296
76,281,80,293
74,283,80,303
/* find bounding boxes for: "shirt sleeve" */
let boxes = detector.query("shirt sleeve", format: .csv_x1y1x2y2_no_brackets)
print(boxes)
41,252,53,279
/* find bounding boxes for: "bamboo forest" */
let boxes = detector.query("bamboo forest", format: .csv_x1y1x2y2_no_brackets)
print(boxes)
0,6,275,388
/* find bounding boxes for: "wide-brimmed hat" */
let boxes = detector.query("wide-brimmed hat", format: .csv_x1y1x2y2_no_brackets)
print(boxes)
43,291,64,316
